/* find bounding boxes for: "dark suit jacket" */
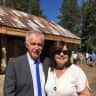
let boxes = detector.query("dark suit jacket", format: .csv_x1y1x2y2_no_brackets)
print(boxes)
4,54,49,96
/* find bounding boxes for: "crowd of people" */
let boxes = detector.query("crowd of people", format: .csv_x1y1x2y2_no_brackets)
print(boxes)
71,51,96,66
4,30,92,96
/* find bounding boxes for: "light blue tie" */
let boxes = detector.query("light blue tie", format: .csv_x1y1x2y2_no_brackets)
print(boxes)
35,60,42,96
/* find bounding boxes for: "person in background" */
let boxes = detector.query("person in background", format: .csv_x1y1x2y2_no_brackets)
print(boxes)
45,40,91,96
72,51,77,64
91,51,96,66
85,52,91,65
4,30,49,96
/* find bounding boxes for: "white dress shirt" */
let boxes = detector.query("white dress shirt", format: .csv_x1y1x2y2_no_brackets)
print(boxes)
27,52,45,96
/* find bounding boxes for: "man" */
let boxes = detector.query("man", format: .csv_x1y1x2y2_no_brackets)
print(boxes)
4,30,49,96
91,52,96,66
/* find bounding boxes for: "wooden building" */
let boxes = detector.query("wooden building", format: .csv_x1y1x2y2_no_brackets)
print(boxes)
0,6,80,73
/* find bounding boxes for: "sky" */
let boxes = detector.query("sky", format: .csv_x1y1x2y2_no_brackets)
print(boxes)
40,0,62,23
40,0,82,23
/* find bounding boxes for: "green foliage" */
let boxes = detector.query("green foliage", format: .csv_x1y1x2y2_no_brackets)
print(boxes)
28,0,42,16
58,0,96,52
82,1,96,51
58,0,81,36
6,0,43,16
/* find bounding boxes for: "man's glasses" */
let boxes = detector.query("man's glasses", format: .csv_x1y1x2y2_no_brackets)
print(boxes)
54,50,70,55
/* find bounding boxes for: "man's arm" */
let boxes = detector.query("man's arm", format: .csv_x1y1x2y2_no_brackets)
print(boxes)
4,59,16,96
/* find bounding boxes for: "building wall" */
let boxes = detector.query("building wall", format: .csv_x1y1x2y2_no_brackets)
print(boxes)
0,34,26,73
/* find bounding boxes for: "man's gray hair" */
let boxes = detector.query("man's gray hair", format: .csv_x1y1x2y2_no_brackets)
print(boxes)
25,30,45,45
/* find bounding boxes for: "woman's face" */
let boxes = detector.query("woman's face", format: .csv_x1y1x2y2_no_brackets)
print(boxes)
54,45,69,69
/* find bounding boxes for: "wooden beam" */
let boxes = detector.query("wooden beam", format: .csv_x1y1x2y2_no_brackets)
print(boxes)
45,34,80,44
0,26,80,44
0,26,26,37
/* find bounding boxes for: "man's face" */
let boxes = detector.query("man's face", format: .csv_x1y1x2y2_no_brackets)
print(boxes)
26,34,44,60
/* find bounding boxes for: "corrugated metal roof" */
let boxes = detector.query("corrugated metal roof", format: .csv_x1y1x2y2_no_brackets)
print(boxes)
0,6,80,40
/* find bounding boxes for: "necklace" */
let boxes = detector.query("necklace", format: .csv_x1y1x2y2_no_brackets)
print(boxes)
53,70,57,92
53,86,57,91
53,69,67,92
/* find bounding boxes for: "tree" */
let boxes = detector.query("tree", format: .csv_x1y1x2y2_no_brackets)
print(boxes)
5,0,43,16
28,0,42,16
81,0,96,51
0,0,6,5
58,0,81,36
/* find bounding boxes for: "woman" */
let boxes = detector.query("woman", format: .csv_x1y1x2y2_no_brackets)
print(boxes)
45,41,91,96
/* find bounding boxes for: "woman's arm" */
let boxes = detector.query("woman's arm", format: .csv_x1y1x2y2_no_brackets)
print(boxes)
78,86,92,96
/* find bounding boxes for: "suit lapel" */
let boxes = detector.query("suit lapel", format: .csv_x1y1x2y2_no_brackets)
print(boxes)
22,55,34,94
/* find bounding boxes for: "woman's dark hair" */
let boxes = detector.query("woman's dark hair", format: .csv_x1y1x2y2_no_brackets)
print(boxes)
49,40,72,71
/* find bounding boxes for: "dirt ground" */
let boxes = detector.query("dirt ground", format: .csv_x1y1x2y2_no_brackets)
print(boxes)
78,62,96,96
0,63,96,96
0,75,4,96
